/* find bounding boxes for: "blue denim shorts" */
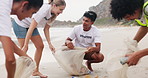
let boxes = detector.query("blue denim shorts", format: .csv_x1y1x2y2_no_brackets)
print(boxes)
12,19,40,38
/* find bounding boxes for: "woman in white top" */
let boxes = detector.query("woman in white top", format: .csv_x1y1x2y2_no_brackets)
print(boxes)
12,0,66,77
0,0,43,78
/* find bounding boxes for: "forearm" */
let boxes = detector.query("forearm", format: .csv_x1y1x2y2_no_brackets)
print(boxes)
12,41,27,56
88,43,101,53
133,26,148,42
92,47,100,52
44,24,52,46
0,36,27,56
44,29,52,45
24,19,37,46
136,48,148,58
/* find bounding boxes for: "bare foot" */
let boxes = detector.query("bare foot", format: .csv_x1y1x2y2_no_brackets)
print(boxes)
33,71,48,78
86,61,93,71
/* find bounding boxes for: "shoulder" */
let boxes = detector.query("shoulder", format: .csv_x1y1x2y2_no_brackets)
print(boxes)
91,25,99,31
37,3,51,13
73,25,82,29
42,3,51,8
71,25,82,33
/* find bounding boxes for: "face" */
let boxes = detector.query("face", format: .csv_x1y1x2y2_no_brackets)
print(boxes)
52,5,65,16
82,17,94,31
12,1,38,20
124,9,141,20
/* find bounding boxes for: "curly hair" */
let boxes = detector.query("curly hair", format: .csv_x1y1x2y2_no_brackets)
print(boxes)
110,0,144,21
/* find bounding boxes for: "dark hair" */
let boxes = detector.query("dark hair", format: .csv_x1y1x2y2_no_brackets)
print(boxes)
83,11,97,22
14,0,43,10
110,0,144,21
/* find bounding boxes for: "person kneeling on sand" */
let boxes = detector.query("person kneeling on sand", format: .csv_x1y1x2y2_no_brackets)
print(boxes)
65,11,104,71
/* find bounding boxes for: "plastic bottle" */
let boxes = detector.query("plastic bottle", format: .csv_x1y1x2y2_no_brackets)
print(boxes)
120,57,128,65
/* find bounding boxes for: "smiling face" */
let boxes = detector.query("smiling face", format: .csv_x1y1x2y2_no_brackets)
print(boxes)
51,5,65,16
82,17,94,31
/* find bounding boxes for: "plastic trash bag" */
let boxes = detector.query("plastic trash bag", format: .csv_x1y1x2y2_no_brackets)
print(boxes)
14,56,36,78
54,46,90,75
106,38,138,78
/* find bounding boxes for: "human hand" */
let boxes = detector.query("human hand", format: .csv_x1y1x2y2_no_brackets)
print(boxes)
22,45,28,53
125,52,140,66
66,41,74,49
49,44,55,53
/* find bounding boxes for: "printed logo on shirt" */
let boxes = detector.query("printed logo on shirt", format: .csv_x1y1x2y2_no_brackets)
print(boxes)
44,17,49,20
80,35,92,39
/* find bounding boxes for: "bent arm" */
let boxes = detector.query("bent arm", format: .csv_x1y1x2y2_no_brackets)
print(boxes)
87,43,101,53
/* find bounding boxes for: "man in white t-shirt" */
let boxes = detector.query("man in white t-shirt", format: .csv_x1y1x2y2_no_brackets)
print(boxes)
65,11,104,71
0,0,43,78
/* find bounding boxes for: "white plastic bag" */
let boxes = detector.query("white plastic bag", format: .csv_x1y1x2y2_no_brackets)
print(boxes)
106,38,138,78
14,56,36,78
54,46,89,75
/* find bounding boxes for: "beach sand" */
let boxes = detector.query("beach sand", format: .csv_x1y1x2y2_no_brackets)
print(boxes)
0,26,148,78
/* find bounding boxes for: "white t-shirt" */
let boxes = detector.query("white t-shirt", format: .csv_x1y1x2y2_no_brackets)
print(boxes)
69,25,101,48
0,0,13,37
14,3,52,28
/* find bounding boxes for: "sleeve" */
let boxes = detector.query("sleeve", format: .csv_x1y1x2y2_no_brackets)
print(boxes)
94,29,101,43
33,4,49,23
0,0,12,37
69,27,77,40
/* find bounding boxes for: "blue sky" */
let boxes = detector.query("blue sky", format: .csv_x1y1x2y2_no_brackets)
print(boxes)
44,0,103,22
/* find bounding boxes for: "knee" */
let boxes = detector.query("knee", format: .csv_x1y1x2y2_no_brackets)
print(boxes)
6,56,16,63
36,44,44,50
98,53,104,62
91,53,104,63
